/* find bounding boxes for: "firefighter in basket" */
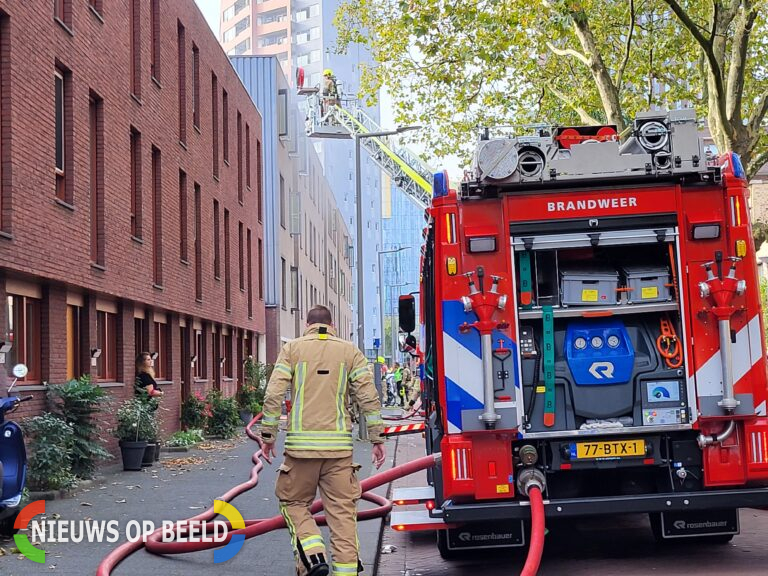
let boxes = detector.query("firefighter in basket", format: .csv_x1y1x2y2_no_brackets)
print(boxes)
320,69,339,119
260,305,386,576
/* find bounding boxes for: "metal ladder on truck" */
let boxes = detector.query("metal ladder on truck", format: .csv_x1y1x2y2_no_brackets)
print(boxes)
300,86,433,210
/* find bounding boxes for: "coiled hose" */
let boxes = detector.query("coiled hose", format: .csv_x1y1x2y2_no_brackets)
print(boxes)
95,415,437,575
96,415,546,575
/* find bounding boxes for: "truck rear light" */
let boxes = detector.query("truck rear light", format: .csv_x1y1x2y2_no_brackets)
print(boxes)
451,445,473,480
745,419,768,480
691,223,720,240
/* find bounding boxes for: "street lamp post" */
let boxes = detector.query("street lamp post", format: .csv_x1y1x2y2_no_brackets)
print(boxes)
377,247,411,363
354,125,421,354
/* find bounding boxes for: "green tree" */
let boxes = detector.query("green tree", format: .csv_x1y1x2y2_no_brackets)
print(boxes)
336,0,768,177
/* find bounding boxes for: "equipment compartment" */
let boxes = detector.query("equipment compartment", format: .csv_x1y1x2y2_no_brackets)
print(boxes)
620,265,672,304
559,266,620,306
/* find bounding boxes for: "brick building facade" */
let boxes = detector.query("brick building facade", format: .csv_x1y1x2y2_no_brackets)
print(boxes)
0,0,265,456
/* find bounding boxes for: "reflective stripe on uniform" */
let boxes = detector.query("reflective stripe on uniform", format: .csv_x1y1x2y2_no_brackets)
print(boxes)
285,431,353,451
262,411,281,426
291,362,308,431
349,366,368,381
336,362,348,432
279,502,299,560
299,534,325,552
332,562,359,574
274,363,293,377
365,411,383,427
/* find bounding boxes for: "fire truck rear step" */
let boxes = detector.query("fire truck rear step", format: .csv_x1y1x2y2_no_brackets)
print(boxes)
390,509,449,532
392,486,435,505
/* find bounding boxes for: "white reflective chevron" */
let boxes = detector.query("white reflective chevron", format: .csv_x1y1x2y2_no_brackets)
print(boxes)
695,314,762,396
442,332,483,405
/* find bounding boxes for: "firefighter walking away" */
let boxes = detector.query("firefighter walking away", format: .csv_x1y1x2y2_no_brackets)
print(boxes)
260,305,386,576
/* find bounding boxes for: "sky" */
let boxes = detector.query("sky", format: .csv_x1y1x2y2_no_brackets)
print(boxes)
195,0,219,37
193,0,464,180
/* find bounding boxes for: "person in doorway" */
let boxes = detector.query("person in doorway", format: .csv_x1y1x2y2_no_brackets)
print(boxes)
260,305,386,576
135,352,163,408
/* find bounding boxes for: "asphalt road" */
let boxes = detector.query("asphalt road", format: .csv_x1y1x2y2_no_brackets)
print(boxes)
378,433,768,576
0,429,390,576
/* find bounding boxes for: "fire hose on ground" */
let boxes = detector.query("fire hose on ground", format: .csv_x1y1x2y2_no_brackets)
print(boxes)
95,415,547,576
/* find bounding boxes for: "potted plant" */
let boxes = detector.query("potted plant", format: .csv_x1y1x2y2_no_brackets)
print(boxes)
115,399,149,471
237,357,268,424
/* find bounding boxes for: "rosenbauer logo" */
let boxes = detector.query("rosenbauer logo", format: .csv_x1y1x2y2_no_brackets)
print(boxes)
13,500,245,564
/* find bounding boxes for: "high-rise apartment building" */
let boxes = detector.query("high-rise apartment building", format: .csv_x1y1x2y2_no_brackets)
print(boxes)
220,0,383,354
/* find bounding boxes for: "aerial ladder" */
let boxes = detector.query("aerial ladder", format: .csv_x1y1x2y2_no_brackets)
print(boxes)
298,77,433,210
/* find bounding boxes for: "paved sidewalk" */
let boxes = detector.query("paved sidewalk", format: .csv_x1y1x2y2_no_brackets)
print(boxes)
0,427,395,576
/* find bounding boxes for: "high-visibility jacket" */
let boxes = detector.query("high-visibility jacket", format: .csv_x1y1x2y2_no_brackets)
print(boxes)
260,323,384,458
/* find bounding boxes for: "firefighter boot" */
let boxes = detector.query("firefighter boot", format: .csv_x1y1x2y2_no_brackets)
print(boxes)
276,457,329,576
317,457,363,575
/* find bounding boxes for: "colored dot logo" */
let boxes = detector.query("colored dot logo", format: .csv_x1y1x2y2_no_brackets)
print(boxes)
213,500,245,563
13,500,46,564
652,386,671,399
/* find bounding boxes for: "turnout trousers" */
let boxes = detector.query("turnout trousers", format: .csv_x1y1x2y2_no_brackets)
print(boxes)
276,454,362,575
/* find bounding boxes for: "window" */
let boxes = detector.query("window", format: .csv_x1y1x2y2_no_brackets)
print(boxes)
256,140,263,222
150,0,160,81
90,92,105,266
296,53,310,67
66,304,82,380
194,329,205,379
192,44,200,129
257,237,264,300
179,170,188,261
279,174,286,228
89,0,103,17
230,38,251,55
212,73,219,177
151,146,163,285
281,258,287,309
54,0,72,27
96,310,117,381
194,183,202,300
310,27,320,40
213,199,220,279
247,229,253,318
54,67,72,204
238,222,244,291
257,8,286,25
223,0,250,22
245,123,251,189
130,0,141,98
224,332,233,379
177,21,186,143
223,90,229,162
224,208,231,311
296,32,309,45
237,111,243,202
223,16,250,42
154,321,168,380
310,49,321,63
310,72,321,87
7,295,41,383
130,128,142,238
277,89,288,136
135,317,147,359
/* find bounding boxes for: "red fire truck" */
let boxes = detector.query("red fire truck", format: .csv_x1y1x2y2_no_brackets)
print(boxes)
393,110,768,558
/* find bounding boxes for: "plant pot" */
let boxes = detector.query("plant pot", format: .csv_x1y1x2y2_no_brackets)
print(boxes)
238,409,253,424
154,442,161,462
120,440,148,471
142,443,156,467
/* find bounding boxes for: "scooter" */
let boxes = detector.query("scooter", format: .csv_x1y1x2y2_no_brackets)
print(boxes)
0,363,32,538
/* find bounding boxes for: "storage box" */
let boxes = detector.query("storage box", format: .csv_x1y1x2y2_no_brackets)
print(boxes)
620,265,671,304
559,267,620,306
